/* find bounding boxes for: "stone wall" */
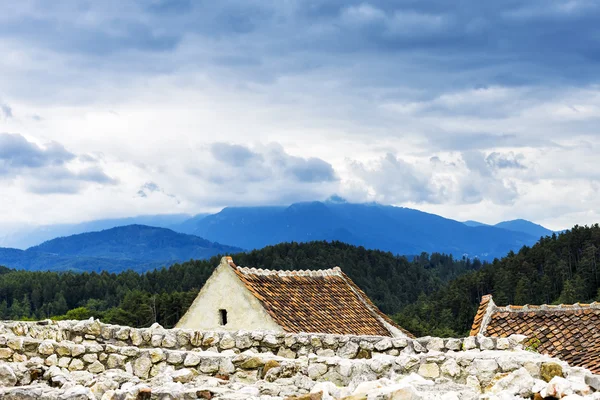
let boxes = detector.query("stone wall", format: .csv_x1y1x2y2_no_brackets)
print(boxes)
0,319,598,399
0,319,522,360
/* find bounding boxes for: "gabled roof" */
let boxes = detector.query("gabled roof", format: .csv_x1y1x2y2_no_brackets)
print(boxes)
471,294,600,374
226,257,413,338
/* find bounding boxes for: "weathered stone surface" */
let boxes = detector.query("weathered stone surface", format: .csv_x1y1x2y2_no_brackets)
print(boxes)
166,350,185,365
496,337,510,350
38,340,55,356
540,362,564,382
0,319,596,400
444,339,462,351
55,343,71,357
71,344,85,358
7,338,23,351
106,354,127,369
0,364,17,386
161,332,177,348
68,358,85,371
219,334,235,350
202,332,219,347
87,361,105,373
130,329,143,346
183,352,201,367
489,367,535,397
418,363,440,379
440,359,460,378
0,348,13,359
308,363,328,379
240,356,265,369
337,342,359,359
133,355,152,379
462,337,477,350
375,338,393,352
172,368,197,383
199,357,220,374
148,348,164,363
478,336,495,351
426,337,444,352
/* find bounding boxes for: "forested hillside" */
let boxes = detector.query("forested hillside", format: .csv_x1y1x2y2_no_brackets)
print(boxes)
0,224,598,337
396,224,600,337
0,242,478,328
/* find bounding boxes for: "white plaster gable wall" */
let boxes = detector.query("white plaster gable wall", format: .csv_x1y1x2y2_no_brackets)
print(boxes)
175,258,283,331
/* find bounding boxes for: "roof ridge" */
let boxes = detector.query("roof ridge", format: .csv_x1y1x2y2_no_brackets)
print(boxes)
235,265,343,277
496,302,600,312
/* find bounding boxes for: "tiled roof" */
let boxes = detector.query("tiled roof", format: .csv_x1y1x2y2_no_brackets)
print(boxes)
226,257,413,338
471,295,600,374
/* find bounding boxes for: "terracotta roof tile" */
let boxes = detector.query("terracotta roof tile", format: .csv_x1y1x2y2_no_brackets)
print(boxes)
227,258,413,337
472,294,600,374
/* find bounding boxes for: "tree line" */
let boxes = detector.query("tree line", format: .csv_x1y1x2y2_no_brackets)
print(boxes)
0,242,478,329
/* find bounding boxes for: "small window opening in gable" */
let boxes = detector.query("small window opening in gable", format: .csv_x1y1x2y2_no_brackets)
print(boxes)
219,309,228,326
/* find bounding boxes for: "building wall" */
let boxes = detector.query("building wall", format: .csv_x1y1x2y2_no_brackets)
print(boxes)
175,258,283,331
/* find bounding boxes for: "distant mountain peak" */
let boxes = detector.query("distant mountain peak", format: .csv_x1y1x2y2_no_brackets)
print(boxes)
0,224,242,273
494,219,555,239
325,195,348,204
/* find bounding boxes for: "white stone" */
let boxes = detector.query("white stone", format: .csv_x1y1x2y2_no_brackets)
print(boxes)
478,336,495,350
427,337,444,352
496,337,510,350
38,340,55,355
542,376,573,398
418,363,440,379
71,344,86,358
311,382,342,399
337,341,359,358
466,375,481,393
87,361,105,374
133,355,152,379
0,364,17,387
106,354,126,369
462,337,477,350
171,368,197,383
45,354,59,366
161,333,177,348
183,352,201,367
68,358,85,371
375,338,393,351
59,385,93,400
307,363,328,379
149,348,164,363
489,367,534,397
440,358,460,377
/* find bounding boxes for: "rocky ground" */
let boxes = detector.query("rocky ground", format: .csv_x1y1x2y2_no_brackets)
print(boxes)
0,319,599,399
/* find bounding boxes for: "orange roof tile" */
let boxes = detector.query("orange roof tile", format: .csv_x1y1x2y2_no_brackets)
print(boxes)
226,257,413,338
471,294,600,374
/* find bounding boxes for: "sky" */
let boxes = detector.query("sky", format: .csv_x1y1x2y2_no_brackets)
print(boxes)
1,0,599,231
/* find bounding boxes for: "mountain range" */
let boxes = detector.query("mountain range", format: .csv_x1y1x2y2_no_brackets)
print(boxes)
0,225,241,273
0,200,561,273
462,219,555,238
174,202,557,258
0,214,193,250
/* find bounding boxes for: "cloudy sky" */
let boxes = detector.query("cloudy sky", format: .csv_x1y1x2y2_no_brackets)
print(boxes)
1,0,599,230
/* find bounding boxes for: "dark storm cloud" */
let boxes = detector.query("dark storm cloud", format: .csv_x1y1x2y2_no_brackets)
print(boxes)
1,1,598,86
